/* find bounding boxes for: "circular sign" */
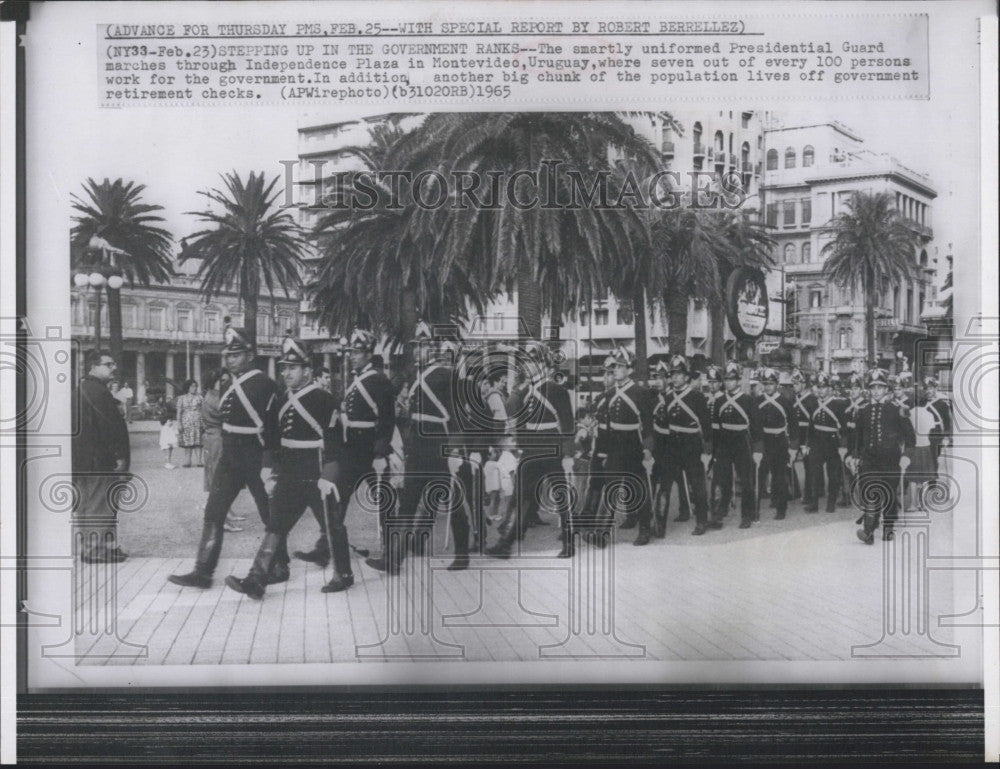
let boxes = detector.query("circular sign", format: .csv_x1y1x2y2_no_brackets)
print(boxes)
725,267,769,340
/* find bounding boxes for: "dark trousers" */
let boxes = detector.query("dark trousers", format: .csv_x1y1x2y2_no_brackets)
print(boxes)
338,447,392,568
807,436,842,510
514,451,571,537
204,438,269,526
859,453,901,531
662,436,709,524
605,446,652,528
715,433,755,520
72,472,122,555
397,435,469,556
760,435,790,513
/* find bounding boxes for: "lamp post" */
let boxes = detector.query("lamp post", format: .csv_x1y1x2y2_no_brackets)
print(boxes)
72,235,126,363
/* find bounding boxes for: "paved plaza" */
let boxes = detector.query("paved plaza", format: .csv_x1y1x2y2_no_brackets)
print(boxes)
72,428,959,665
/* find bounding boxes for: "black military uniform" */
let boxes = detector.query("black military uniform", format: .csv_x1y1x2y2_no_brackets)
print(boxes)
854,368,916,543
580,356,616,533
659,356,712,535
842,376,866,491
603,349,655,545
169,327,278,589
488,342,574,557
226,337,339,599
790,371,818,505
923,376,952,469
704,366,724,517
754,368,797,520
805,374,848,513
712,362,761,529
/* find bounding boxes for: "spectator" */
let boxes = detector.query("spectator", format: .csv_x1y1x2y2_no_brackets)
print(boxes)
904,395,938,511
71,350,130,563
159,399,178,469
108,380,123,416
116,380,134,423
176,379,204,467
317,366,333,394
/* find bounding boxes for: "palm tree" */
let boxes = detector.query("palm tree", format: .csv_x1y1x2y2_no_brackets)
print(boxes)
181,171,305,350
822,191,918,367
388,113,663,341
71,178,174,362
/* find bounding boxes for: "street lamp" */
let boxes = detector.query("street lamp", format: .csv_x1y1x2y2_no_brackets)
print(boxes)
71,234,127,354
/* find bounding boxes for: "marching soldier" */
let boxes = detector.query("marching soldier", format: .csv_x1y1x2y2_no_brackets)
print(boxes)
169,326,279,589
580,355,616,533
711,362,761,530
923,375,952,471
650,361,672,536
659,355,712,535
487,341,575,558
754,368,797,520
842,374,866,494
600,349,655,545
893,371,915,410
790,370,818,507
804,373,847,513
850,368,916,544
704,364,725,517
225,337,339,600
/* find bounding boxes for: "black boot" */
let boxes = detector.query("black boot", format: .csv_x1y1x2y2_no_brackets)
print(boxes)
856,512,879,545
448,514,470,570
293,536,329,568
168,522,223,588
556,525,575,558
619,515,638,530
325,503,355,591
486,530,514,558
633,523,651,546
225,531,281,600
267,537,291,585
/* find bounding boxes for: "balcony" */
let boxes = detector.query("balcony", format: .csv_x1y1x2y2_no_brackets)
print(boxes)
713,150,725,166
742,161,753,174
729,153,738,167
754,162,762,176
693,142,705,158
661,139,674,157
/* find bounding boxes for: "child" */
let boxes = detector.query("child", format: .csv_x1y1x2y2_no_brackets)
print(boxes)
483,447,503,526
158,400,178,469
494,438,518,531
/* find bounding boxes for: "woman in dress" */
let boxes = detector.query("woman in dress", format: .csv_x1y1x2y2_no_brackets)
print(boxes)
175,379,204,468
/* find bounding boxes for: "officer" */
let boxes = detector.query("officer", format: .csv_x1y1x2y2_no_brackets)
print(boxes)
893,370,915,410
842,374,866,494
850,368,916,543
225,336,339,600
487,341,575,558
804,373,848,513
650,360,672,536
372,323,466,573
790,370,818,507
312,328,394,590
703,365,724,517
711,362,761,529
602,349,655,545
754,368,797,520
580,355,616,534
923,375,952,470
659,355,712,535
169,326,279,589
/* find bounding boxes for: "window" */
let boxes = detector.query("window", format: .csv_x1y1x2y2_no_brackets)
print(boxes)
148,306,164,332
741,112,751,129
783,243,796,263
919,249,928,268
120,302,137,329
176,307,192,333
616,302,634,325
594,309,609,326
766,202,778,228
579,311,588,326
802,146,815,167
810,290,823,308
839,327,852,349
784,147,796,169
919,290,925,315
257,314,271,338
204,311,219,334
800,198,811,225
801,242,812,263
766,149,778,170
783,200,796,227
714,130,724,153
906,289,914,323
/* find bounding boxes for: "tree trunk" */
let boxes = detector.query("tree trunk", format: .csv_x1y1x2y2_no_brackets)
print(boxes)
865,281,876,368
399,288,418,383
107,286,124,365
516,261,542,340
709,301,727,364
633,285,649,381
666,287,688,356
93,286,103,351
244,292,258,350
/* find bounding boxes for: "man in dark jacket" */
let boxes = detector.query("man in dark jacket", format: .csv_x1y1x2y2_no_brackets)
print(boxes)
72,349,131,563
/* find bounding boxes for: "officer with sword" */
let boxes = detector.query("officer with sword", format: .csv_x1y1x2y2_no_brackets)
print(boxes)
579,355,616,541
803,373,848,514
225,336,339,600
789,369,817,509
710,362,762,530
842,374,867,498
754,368,797,521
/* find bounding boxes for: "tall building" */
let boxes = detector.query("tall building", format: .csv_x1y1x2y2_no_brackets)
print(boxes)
762,119,937,376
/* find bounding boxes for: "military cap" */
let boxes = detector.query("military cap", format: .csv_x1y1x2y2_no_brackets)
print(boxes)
346,328,377,353
669,354,689,375
653,359,671,378
611,348,635,368
222,325,253,353
849,374,864,389
923,374,938,387
814,372,831,387
887,373,900,387
867,368,890,388
790,368,805,385
278,335,311,366
412,320,433,343
724,361,742,380
705,364,723,383
524,340,552,365
760,367,779,384
602,355,616,371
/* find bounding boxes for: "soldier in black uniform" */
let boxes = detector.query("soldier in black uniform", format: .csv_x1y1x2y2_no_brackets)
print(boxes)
804,373,847,513
790,370,817,507
754,368,797,520
226,336,339,599
893,371,915,410
851,368,916,543
579,356,616,535
659,355,712,535
602,349,655,545
711,362,762,529
704,365,724,518
487,341,575,558
169,327,280,589
369,323,467,573
842,374,866,495
923,375,952,472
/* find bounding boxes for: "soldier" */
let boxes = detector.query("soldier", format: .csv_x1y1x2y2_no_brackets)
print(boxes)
894,370,915,410
711,362,762,529
486,341,575,558
704,365,724,518
659,355,712,535
225,337,339,599
923,375,952,472
842,374,866,494
754,368,797,520
850,368,916,543
804,373,848,513
580,355,616,534
790,370,818,507
169,326,279,589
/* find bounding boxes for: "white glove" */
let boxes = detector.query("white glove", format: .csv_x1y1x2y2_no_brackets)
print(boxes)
447,455,462,476
561,456,575,475
752,452,763,466
261,469,276,496
899,455,911,471
469,451,482,466
372,456,388,474
317,478,337,498
701,453,712,471
838,447,848,459
942,437,951,448
641,454,655,475
801,446,810,458
787,448,797,463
